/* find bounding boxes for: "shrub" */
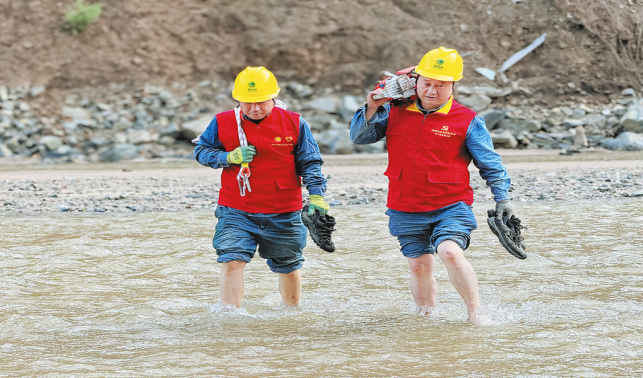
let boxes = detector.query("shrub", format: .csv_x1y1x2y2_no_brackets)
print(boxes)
64,0,103,34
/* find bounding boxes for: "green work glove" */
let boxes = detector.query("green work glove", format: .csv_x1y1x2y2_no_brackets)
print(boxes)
495,200,515,220
308,195,330,216
226,145,256,165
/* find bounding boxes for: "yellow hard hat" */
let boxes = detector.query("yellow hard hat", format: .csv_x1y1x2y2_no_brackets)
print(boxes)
232,66,281,103
415,47,464,82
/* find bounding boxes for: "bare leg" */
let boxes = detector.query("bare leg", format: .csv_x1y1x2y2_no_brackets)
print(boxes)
407,254,438,308
436,240,481,318
220,261,247,307
278,269,301,306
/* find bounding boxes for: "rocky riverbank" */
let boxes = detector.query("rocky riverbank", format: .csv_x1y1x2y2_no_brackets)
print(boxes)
2,80,643,165
2,151,642,214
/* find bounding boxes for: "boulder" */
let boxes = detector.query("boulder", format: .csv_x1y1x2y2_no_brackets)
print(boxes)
304,96,339,113
40,136,63,151
600,132,643,151
99,143,139,162
489,129,518,148
181,114,214,141
497,118,540,137
619,100,643,132
479,109,506,130
61,106,90,119
457,93,492,112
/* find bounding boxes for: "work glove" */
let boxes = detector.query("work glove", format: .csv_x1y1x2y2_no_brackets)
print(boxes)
308,195,330,216
495,200,515,220
226,145,256,165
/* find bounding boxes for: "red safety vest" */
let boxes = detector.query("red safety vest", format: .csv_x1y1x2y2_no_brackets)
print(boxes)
385,97,476,212
216,107,302,213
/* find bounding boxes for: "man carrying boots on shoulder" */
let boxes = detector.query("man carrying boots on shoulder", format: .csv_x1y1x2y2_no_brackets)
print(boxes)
195,66,331,308
349,47,517,323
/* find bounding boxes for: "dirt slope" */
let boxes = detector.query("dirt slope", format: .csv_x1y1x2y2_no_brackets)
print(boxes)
1,0,642,104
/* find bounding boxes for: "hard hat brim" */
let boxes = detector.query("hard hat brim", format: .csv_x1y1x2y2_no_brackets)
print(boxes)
232,88,281,103
416,69,463,82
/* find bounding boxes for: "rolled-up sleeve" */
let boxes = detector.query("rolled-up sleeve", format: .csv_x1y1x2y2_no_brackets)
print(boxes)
349,104,390,144
466,115,511,201
295,118,326,196
194,117,231,169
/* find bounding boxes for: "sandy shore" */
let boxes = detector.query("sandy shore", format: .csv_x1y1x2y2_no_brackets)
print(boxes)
1,149,643,214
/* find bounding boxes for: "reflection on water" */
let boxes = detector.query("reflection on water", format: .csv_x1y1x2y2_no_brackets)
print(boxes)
1,200,642,376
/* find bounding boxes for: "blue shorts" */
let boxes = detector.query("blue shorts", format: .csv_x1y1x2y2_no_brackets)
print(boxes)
386,202,478,258
213,205,307,274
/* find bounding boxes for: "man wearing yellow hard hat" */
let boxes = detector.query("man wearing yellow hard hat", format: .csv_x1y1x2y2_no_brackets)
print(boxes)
349,47,516,323
195,67,331,308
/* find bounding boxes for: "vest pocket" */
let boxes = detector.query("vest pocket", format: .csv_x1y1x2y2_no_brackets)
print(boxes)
426,171,467,184
385,127,408,151
276,176,302,190
384,166,403,199
424,171,469,199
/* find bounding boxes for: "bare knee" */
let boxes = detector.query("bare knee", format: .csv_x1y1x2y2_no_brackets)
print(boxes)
437,243,465,268
408,256,433,276
222,260,246,273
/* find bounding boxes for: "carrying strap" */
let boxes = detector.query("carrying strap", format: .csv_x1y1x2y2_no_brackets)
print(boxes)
234,107,252,196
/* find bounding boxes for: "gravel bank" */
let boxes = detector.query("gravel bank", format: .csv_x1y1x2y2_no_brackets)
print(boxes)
1,151,643,214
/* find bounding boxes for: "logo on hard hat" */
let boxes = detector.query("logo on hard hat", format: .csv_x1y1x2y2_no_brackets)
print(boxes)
434,59,444,70
248,82,257,92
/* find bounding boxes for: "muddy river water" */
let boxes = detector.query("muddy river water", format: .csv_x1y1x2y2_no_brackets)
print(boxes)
1,200,642,377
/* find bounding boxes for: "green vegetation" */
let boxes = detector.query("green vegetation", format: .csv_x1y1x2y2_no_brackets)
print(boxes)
64,0,103,34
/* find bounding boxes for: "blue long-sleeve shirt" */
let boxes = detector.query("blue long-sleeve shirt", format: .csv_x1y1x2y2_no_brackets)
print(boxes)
349,101,511,202
195,113,326,196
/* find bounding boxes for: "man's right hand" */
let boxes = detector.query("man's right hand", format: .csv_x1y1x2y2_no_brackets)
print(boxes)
364,88,392,121
226,145,256,165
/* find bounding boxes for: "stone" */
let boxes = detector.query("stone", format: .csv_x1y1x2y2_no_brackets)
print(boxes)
181,114,215,140
159,136,175,145
600,132,643,151
62,106,90,119
128,129,156,144
0,86,8,101
457,86,511,98
338,95,361,122
0,144,13,157
562,119,585,129
304,96,339,113
40,136,63,151
619,101,643,132
621,88,636,96
573,125,588,147
198,80,212,87
498,118,540,136
29,86,45,97
457,93,492,112
480,109,506,130
99,143,139,162
489,129,518,148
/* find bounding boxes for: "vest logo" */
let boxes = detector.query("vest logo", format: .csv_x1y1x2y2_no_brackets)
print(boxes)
441,125,449,131
274,136,282,142
248,82,257,92
432,125,456,138
285,136,293,142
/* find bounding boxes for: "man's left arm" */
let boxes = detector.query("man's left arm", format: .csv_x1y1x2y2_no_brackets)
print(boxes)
466,115,515,218
295,118,329,214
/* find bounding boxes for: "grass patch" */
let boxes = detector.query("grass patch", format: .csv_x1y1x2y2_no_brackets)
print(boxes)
64,0,103,34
